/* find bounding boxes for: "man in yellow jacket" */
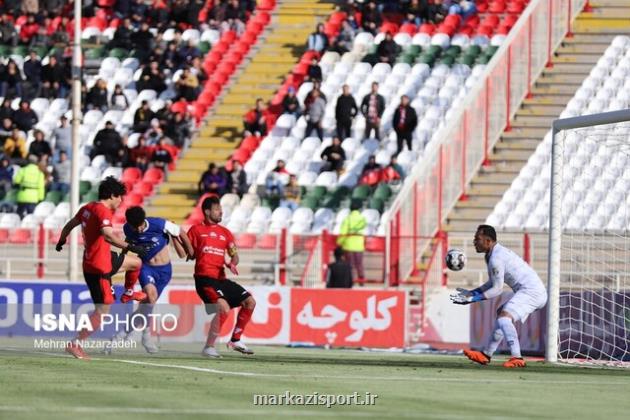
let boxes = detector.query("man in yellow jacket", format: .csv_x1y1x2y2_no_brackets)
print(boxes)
14,154,45,217
337,199,367,284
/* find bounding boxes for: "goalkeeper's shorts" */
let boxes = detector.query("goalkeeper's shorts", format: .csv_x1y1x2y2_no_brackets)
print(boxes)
501,289,547,322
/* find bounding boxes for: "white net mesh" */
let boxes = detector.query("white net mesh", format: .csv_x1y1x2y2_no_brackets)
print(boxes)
554,121,630,367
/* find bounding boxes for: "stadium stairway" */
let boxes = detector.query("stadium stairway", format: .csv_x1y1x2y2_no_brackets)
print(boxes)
146,0,336,224
415,0,630,288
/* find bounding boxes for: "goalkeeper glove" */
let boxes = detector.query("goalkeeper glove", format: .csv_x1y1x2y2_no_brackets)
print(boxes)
450,289,485,305
127,244,148,258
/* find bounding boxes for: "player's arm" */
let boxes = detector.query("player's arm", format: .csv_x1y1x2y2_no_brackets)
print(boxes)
226,235,239,275
163,221,193,259
102,226,147,257
451,261,505,305
55,216,81,251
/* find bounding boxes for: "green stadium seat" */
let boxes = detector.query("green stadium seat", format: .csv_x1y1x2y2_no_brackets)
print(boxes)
198,41,211,54
444,46,461,57
373,184,392,201
351,185,371,200
109,48,129,59
301,196,319,211
466,45,482,57
427,45,442,57
368,197,384,213
439,55,455,67
2,188,17,204
45,191,62,205
405,45,421,56
79,180,92,197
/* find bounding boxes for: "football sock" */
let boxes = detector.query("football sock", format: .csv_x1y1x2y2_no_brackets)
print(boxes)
124,269,140,294
206,311,228,347
498,316,522,358
77,311,102,341
231,307,253,342
484,319,504,357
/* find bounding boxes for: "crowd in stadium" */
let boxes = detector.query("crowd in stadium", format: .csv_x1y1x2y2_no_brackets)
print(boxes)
0,0,260,218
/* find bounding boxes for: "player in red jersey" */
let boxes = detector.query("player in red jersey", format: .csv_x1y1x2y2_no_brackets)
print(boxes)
187,196,256,358
55,177,148,359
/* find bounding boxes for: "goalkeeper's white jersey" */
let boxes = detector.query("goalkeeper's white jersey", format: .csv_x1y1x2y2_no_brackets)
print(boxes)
481,243,546,299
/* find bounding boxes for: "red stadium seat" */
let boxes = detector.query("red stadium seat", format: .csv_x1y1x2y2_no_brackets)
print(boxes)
489,0,507,13
379,22,399,34
366,236,385,252
399,23,417,35
236,233,256,249
9,229,32,244
258,234,277,250
0,228,9,244
143,168,164,184
122,167,142,183
132,181,154,197
257,0,275,11
125,193,144,207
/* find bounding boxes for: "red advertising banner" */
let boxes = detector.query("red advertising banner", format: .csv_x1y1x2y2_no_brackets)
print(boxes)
290,288,407,348
158,286,407,348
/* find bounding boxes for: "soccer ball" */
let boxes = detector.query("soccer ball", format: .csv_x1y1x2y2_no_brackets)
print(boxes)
445,249,467,271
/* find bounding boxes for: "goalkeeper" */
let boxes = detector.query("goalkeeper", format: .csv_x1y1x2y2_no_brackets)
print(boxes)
450,225,547,368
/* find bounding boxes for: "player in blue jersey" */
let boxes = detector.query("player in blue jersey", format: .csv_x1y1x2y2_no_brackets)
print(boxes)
106,206,193,354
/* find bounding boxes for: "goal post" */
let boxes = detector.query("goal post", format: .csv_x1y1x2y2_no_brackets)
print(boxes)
546,108,630,365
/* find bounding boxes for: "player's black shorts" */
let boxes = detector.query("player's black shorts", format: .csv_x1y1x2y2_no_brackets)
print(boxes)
84,272,115,304
83,252,125,304
194,276,251,310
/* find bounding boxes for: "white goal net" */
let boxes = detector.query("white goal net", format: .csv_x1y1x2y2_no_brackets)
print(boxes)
547,111,630,367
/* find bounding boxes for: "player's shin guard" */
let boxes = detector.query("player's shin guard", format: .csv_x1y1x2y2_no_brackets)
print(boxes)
231,307,253,342
77,311,102,341
497,317,521,358
206,311,228,347
484,320,505,357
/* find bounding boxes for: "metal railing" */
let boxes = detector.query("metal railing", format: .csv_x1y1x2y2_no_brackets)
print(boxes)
384,0,587,285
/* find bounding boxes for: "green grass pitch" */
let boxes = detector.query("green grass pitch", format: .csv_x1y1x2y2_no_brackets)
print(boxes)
1,345,629,419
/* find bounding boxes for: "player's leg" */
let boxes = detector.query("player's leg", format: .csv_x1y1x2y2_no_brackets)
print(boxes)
495,311,525,368
137,264,172,354
500,290,546,368
228,295,256,355
202,298,230,358
114,252,147,303
67,274,114,359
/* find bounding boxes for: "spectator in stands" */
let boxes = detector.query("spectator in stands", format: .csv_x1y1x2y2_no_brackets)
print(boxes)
5,127,27,161
12,101,38,133
52,116,70,159
86,78,109,113
361,1,382,34
307,23,328,53
361,82,385,141
129,136,151,173
320,136,346,174
19,14,39,44
162,42,184,71
0,117,13,143
51,150,70,195
91,121,124,164
336,20,356,52
133,100,154,133
50,18,69,45
22,0,39,14
109,17,134,50
243,98,267,136
176,67,200,102
385,155,405,182
273,159,290,175
178,40,202,66
41,55,67,99
405,0,430,25
130,21,154,61
280,174,301,211
228,160,248,197
337,199,367,284
224,0,247,34
335,84,358,140
326,247,353,288
306,58,322,82
327,36,348,56
282,87,301,118
29,26,50,50
110,84,130,111
0,99,13,121
429,0,448,23
304,89,325,141
0,14,17,46
23,51,42,100
137,61,167,93
0,157,14,194
198,163,228,196
377,32,400,64
28,129,52,159
144,118,165,146
14,154,45,218
164,111,191,149
393,95,418,155
0,60,24,98
305,80,327,107
360,155,382,186
150,138,173,171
